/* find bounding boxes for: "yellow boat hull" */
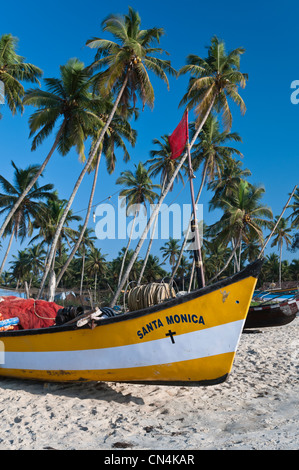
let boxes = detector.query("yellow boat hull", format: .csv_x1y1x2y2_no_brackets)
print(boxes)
0,261,262,384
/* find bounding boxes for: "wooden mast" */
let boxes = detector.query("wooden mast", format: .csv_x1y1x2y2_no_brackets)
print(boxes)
186,110,205,288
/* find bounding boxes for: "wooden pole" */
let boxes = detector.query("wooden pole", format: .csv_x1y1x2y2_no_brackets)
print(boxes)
187,140,205,288
110,97,216,307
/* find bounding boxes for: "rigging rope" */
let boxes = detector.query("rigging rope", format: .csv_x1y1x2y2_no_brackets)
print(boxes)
127,282,176,311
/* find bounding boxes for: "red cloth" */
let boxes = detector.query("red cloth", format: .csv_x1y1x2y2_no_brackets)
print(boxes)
0,296,61,330
168,110,189,159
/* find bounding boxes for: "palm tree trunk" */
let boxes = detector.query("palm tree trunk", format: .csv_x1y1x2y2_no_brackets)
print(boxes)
169,158,209,285
48,246,57,302
0,226,16,275
24,281,30,299
56,152,102,287
94,271,97,304
231,238,240,272
80,248,86,296
0,120,66,241
38,74,129,298
118,210,137,287
110,96,216,307
44,244,50,268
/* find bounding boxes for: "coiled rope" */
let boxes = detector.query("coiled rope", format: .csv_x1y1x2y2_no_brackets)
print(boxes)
127,283,176,311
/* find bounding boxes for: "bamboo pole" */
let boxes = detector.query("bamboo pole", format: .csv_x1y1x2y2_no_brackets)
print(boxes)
186,140,205,288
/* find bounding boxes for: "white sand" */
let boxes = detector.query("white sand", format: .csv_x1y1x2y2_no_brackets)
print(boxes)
0,318,298,450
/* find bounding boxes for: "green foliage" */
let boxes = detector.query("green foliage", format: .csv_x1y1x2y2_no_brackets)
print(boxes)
23,58,102,158
116,161,160,214
0,34,42,116
288,187,299,229
0,161,54,241
87,7,176,112
179,36,248,130
160,237,181,269
209,180,273,247
146,135,187,190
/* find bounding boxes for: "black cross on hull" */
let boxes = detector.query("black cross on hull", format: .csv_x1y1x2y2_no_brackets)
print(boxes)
165,330,177,343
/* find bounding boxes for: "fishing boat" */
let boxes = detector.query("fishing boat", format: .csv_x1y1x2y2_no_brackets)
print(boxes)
252,288,299,302
244,294,299,329
0,260,262,385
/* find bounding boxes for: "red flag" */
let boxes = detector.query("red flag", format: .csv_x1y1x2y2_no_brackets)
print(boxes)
168,110,189,159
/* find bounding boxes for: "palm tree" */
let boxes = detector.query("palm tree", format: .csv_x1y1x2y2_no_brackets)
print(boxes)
241,235,262,264
142,254,167,283
25,243,46,286
178,36,247,130
77,228,97,295
0,161,54,275
92,98,138,174
146,136,186,190
86,7,175,111
39,7,175,296
270,217,293,288
116,162,160,287
108,247,142,290
160,237,181,275
289,259,299,282
289,188,299,256
85,247,107,304
288,187,299,229
291,234,299,252
10,244,47,295
32,193,81,258
111,36,248,306
53,250,77,287
191,115,243,177
0,270,13,287
203,239,231,282
176,255,190,291
209,156,251,206
9,249,31,289
0,58,100,242
0,33,42,117
208,180,273,280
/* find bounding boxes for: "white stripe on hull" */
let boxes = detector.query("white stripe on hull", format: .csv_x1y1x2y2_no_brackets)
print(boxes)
0,320,244,372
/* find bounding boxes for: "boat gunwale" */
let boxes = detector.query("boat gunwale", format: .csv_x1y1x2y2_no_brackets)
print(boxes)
250,295,299,311
0,259,263,339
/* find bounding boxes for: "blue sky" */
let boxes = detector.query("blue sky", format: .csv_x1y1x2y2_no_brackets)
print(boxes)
0,0,298,271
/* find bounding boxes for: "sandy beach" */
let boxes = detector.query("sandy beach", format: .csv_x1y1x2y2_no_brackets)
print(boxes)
0,318,298,451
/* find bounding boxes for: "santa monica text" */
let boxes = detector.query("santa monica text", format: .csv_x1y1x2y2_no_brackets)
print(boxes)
137,314,205,340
